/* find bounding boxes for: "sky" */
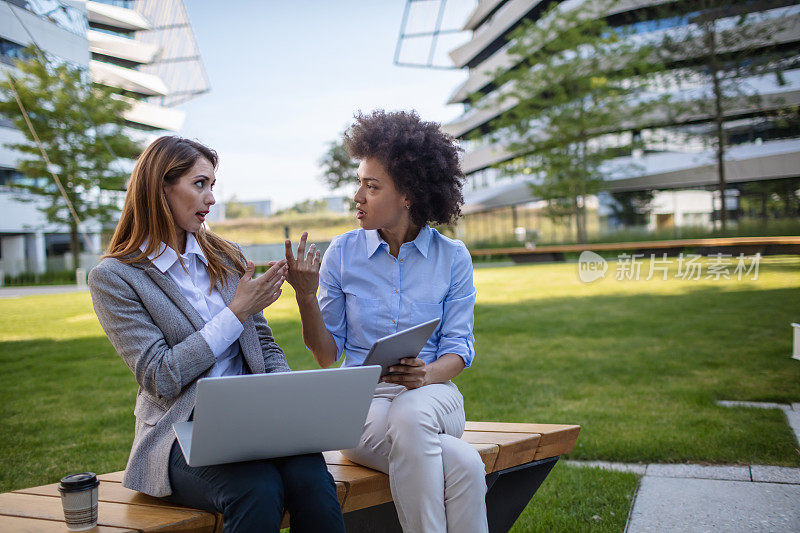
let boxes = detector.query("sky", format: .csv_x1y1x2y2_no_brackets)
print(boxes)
177,1,473,210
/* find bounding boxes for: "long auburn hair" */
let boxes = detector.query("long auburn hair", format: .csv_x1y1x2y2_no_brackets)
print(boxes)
105,136,244,290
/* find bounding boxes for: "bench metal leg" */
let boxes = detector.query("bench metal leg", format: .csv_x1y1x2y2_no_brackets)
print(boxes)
343,456,559,532
343,501,403,533
486,456,559,533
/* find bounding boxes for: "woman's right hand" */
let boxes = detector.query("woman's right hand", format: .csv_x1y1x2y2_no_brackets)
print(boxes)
284,232,321,302
228,259,287,324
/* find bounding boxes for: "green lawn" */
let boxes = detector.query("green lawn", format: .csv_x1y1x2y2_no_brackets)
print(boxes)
1,255,798,531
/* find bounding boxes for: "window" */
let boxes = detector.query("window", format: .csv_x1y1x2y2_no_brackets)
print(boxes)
0,38,27,64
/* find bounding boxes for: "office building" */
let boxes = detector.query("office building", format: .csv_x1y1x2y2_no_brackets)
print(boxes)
434,0,800,241
0,0,208,276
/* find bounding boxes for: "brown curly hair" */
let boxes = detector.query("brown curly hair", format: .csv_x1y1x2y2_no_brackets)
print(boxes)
343,110,465,226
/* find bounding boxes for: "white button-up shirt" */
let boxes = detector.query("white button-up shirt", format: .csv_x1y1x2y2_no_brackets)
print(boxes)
142,234,244,377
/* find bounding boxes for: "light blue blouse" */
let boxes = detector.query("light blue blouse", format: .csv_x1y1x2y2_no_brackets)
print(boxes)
318,225,476,368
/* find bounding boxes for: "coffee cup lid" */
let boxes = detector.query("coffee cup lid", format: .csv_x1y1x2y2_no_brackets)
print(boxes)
58,472,99,493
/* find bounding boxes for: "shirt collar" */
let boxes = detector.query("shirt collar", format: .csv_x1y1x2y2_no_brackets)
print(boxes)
364,229,385,258
140,233,208,273
412,225,432,258
364,225,431,259
184,233,209,266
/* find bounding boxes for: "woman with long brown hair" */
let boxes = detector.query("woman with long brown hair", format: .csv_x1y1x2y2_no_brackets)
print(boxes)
89,136,345,532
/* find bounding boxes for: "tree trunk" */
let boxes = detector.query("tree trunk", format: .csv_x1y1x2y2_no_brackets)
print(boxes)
708,22,728,231
575,131,589,244
70,222,80,274
574,195,587,244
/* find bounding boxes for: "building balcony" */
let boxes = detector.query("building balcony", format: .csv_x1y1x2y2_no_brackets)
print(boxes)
447,57,800,140
90,59,169,95
606,138,800,192
114,95,185,131
449,0,539,68
86,0,151,31
462,0,508,32
457,66,800,174
460,138,800,212
448,2,800,104
88,29,159,64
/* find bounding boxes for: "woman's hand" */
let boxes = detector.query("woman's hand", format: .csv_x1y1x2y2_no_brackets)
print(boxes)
284,232,321,302
381,357,430,389
228,259,287,324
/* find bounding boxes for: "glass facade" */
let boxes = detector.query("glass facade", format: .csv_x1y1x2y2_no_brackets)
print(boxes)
0,37,27,65
15,0,88,37
92,0,135,8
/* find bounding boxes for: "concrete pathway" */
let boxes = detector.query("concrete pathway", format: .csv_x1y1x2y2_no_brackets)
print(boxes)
0,284,87,298
564,400,800,532
564,460,800,532
628,477,799,532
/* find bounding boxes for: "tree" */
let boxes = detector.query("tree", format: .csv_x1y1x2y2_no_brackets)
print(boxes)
478,1,665,243
224,195,257,219
0,47,141,270
275,198,328,216
318,134,358,191
609,190,655,227
655,0,794,230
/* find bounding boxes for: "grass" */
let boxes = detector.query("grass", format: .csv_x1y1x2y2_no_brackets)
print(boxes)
512,464,639,532
461,256,800,465
1,269,76,287
1,255,799,530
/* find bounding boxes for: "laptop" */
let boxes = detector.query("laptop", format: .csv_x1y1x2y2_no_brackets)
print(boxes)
173,365,381,467
362,318,440,376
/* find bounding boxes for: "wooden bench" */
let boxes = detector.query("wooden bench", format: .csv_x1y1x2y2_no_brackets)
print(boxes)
0,421,580,532
470,235,800,263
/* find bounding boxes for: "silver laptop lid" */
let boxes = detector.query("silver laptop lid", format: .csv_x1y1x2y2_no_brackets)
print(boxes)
184,365,380,467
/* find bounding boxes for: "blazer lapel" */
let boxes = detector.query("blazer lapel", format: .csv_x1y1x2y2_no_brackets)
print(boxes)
144,265,206,332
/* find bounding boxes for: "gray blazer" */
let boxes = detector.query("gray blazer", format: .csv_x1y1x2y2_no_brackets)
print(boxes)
88,253,291,498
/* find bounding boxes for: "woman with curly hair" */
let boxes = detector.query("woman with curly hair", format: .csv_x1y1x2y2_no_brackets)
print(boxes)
284,110,488,532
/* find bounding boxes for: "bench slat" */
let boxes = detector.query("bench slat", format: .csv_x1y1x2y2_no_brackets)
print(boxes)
0,514,135,532
326,465,393,512
462,431,541,471
323,450,358,466
323,443,501,474
464,422,581,459
98,472,125,483
471,442,500,473
0,493,216,532
14,481,190,510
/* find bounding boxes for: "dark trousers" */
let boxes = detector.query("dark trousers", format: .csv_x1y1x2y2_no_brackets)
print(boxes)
164,440,345,533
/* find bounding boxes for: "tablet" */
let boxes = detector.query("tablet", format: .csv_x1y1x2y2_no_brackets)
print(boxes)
362,318,440,376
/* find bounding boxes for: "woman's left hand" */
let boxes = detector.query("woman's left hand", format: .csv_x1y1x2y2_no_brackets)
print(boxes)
283,232,321,301
381,358,430,389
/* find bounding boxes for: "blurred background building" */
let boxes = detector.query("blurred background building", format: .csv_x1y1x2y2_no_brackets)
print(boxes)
397,0,800,245
0,0,208,276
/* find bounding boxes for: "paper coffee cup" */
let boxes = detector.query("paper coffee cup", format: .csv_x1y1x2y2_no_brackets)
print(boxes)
58,472,100,531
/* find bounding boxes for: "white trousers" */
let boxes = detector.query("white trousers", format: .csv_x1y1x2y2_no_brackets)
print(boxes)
342,381,489,533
